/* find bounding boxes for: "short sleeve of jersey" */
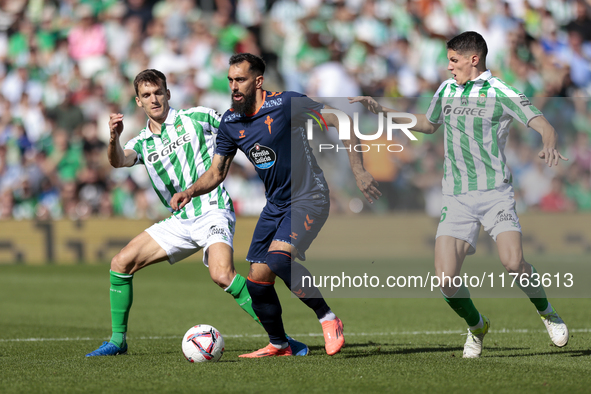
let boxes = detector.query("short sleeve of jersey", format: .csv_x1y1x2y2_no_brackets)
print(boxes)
425,81,449,125
199,106,222,135
123,135,143,165
283,91,325,123
214,114,238,157
180,106,222,135
495,84,542,126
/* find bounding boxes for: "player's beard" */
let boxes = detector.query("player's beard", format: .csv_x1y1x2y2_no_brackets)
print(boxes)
231,89,257,115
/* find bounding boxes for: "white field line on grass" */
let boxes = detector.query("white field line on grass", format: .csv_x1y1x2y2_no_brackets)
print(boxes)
1,328,590,342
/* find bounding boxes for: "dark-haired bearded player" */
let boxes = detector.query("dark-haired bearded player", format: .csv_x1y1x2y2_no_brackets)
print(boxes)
171,53,380,357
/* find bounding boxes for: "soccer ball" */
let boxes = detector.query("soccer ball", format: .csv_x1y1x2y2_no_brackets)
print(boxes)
181,324,225,363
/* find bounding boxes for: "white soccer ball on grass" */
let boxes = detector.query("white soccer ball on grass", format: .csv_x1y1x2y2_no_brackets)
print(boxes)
181,324,225,363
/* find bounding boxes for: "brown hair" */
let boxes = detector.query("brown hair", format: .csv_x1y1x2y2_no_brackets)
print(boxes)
133,69,167,96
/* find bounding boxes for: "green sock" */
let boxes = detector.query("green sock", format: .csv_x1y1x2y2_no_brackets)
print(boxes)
225,274,262,326
110,332,126,348
109,270,133,347
442,284,481,327
517,265,549,312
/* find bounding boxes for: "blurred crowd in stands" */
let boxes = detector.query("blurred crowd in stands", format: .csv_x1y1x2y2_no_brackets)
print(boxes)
0,0,590,220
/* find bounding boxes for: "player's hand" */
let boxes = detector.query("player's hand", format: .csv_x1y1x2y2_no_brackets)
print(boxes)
538,147,568,167
109,113,124,140
355,170,381,203
348,96,383,114
170,190,192,211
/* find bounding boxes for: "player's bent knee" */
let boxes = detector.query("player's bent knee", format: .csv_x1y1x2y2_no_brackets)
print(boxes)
248,263,275,283
110,252,135,274
440,285,461,298
501,255,526,274
209,270,234,288
207,254,236,288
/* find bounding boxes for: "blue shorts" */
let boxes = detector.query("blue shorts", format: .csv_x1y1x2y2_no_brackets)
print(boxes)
246,199,329,263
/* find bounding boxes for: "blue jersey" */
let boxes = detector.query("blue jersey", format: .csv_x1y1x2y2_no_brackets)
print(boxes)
215,91,329,206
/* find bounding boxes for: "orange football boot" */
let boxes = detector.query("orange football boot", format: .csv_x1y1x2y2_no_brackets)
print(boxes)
322,317,345,355
239,343,293,358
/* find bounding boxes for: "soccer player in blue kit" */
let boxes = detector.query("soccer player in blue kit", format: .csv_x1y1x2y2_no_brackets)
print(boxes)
171,53,380,357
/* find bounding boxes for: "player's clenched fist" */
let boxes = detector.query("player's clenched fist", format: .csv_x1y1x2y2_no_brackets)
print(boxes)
170,190,192,211
109,113,124,140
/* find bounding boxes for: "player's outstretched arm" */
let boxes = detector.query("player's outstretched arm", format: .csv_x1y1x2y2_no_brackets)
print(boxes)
170,154,234,211
529,116,568,167
322,105,381,203
347,96,439,135
108,113,137,168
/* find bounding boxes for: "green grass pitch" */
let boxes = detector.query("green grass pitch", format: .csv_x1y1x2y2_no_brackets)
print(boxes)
1,259,591,393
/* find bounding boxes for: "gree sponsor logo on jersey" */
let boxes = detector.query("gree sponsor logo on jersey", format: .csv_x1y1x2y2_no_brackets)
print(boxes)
305,108,416,153
443,104,493,117
146,133,192,163
248,143,276,169
147,151,159,163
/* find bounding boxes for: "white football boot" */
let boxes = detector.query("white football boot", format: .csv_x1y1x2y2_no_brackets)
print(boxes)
463,315,490,359
540,307,569,347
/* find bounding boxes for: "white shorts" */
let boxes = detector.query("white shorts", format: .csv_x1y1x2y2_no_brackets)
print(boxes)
145,209,235,266
436,184,521,255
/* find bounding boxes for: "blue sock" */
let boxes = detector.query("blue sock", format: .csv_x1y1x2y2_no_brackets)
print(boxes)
266,250,331,320
246,278,287,345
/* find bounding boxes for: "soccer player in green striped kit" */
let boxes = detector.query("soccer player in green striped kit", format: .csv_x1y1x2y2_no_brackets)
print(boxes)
351,31,569,358
86,69,261,356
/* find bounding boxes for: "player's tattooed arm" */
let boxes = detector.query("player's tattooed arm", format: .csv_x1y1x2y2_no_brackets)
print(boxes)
216,154,233,179
170,153,235,211
322,105,382,204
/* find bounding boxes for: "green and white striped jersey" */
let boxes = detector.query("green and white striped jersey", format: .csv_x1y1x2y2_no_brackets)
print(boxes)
124,107,233,218
426,70,542,195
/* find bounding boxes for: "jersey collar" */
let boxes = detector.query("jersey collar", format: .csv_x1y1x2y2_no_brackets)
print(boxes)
473,70,492,82
452,70,493,87
144,107,177,137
